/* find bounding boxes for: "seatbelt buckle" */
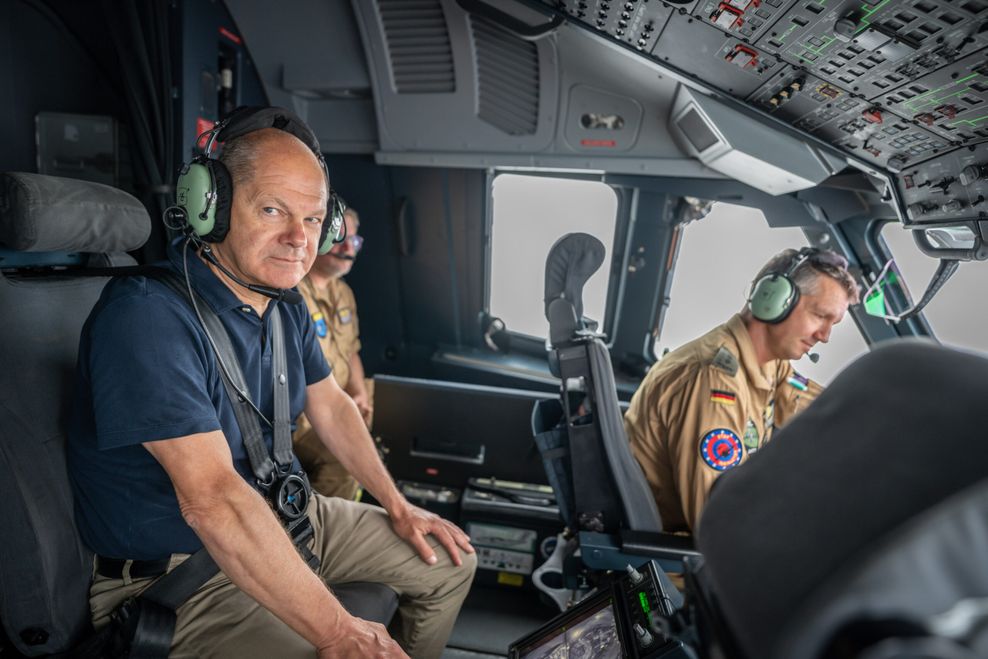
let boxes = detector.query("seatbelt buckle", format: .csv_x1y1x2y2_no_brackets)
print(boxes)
106,596,176,659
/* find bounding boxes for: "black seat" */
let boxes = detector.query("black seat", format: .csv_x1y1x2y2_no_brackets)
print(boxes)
0,172,147,654
533,233,696,575
0,172,395,655
696,340,988,659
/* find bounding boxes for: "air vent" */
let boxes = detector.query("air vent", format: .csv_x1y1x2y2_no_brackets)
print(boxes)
379,0,455,94
471,17,539,136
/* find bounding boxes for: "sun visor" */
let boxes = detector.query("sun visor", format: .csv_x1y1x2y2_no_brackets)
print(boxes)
668,86,847,196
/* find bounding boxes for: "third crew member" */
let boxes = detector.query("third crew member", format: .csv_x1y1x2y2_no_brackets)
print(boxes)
295,205,370,500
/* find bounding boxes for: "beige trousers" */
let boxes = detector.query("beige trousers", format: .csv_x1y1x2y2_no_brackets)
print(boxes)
89,494,477,659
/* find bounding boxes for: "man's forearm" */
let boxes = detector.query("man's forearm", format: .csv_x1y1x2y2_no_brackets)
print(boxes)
182,474,348,647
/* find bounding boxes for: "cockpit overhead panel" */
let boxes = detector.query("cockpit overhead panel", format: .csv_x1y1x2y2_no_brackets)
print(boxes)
541,0,988,222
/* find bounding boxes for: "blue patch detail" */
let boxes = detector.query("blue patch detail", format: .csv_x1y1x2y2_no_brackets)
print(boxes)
700,428,744,471
313,312,328,338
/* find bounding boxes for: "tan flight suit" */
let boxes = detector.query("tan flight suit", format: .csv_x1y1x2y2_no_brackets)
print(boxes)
625,314,822,533
293,276,365,500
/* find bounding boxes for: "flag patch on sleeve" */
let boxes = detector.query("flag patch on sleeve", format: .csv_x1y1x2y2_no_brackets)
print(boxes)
312,312,328,338
710,389,737,405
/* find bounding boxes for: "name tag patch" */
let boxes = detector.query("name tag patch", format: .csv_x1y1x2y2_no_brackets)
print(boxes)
788,372,809,391
700,428,744,471
743,419,760,452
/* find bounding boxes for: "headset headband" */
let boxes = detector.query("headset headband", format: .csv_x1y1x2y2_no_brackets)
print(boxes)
200,106,324,162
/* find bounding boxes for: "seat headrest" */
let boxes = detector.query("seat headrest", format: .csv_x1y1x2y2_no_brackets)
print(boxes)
0,172,150,253
543,233,605,343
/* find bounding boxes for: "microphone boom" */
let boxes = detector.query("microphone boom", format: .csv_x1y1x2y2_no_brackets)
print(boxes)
201,246,304,305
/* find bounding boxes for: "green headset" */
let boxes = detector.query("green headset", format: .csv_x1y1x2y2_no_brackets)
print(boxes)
174,106,345,255
747,247,820,324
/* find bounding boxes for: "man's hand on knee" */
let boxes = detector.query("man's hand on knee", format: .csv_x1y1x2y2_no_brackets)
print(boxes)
317,616,407,658
389,502,475,566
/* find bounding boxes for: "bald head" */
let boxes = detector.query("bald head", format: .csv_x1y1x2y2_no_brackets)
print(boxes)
220,128,327,191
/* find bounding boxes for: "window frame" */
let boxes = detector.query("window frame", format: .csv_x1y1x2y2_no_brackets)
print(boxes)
482,169,627,357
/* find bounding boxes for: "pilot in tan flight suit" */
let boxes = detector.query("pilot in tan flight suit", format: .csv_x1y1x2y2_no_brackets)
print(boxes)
294,206,371,500
625,247,860,533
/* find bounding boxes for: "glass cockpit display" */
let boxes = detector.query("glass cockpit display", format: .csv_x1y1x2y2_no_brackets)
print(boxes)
519,598,622,659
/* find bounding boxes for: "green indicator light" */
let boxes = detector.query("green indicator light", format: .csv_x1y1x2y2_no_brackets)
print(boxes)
863,269,899,318
864,288,886,317
639,591,651,615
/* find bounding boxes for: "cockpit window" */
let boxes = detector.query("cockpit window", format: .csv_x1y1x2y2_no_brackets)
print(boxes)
880,222,988,353
657,202,868,384
488,173,617,339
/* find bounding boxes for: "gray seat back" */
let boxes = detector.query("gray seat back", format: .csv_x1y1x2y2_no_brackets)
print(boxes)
539,232,662,534
0,172,149,655
780,478,988,659
698,340,988,659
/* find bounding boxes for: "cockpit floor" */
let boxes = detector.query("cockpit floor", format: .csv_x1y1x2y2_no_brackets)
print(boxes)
444,584,558,657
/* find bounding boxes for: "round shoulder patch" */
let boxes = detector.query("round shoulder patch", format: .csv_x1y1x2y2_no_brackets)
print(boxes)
699,428,744,471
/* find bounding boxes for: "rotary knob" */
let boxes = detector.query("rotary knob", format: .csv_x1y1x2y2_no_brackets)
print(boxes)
907,203,931,218
634,623,654,648
959,164,987,187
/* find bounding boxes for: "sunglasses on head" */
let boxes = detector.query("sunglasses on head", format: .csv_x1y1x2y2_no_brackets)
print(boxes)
809,250,849,270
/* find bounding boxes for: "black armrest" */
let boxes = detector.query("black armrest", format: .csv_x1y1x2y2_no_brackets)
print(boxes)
620,529,701,561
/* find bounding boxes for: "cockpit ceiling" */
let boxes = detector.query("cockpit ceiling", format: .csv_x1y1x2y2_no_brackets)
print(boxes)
537,0,988,225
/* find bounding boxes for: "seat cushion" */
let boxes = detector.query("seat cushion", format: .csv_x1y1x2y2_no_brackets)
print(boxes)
332,582,399,624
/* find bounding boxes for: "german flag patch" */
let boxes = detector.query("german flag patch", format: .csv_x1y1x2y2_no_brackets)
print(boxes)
710,389,736,406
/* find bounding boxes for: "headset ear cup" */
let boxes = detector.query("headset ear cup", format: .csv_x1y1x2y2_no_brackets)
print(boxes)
318,214,332,255
206,159,233,243
317,198,345,255
749,274,798,324
777,283,799,323
176,161,215,238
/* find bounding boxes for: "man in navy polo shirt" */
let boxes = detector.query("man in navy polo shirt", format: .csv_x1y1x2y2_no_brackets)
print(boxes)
68,113,475,659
